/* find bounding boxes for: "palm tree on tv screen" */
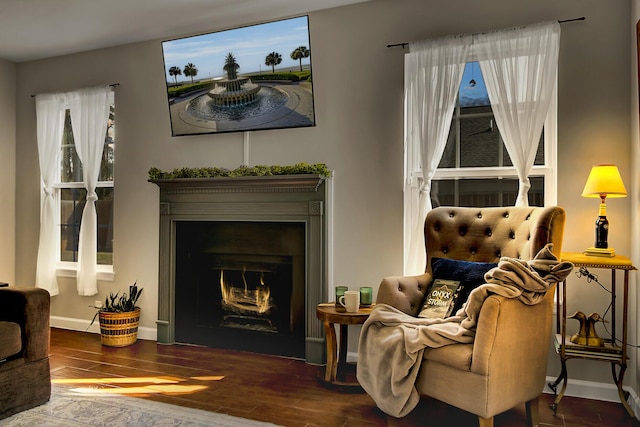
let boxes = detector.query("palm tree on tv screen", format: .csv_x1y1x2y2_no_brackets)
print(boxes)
223,53,239,80
265,51,282,73
168,66,182,85
183,63,198,84
290,46,310,72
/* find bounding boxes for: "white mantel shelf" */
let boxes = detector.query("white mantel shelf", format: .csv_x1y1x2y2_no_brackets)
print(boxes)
149,174,326,193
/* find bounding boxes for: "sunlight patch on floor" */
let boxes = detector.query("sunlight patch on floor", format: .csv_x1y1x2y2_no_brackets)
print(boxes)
66,384,209,395
52,375,225,396
53,376,185,385
191,375,225,381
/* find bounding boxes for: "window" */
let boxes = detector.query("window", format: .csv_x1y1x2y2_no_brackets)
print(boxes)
430,61,556,207
402,22,559,276
57,93,115,274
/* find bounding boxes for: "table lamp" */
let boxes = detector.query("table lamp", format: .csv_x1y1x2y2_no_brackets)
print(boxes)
581,164,627,257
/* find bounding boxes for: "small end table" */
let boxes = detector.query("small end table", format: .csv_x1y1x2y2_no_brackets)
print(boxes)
316,302,374,392
549,252,637,417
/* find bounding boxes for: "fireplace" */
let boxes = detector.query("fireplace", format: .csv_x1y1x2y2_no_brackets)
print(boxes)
151,175,330,363
175,221,305,357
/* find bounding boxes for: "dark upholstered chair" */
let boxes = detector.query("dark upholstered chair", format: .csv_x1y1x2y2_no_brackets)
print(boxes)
0,287,51,419
375,206,566,427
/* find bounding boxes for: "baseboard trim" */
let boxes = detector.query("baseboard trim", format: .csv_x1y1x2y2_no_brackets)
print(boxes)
50,315,157,341
543,376,638,418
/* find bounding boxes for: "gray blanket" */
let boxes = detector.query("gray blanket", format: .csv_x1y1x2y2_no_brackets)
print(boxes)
356,243,573,417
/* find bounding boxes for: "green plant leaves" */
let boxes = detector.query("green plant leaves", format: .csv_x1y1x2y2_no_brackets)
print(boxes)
98,282,143,313
148,163,331,180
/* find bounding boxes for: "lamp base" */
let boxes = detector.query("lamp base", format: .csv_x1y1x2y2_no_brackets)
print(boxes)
583,247,616,257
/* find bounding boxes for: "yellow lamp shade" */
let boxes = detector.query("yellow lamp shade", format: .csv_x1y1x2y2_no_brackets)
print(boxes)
581,164,627,199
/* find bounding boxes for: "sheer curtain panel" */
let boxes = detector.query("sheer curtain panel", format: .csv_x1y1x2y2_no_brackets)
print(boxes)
475,21,560,206
67,86,112,296
403,36,471,275
35,93,66,296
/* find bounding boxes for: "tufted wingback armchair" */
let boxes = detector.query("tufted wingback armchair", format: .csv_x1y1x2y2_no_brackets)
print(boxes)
375,206,566,427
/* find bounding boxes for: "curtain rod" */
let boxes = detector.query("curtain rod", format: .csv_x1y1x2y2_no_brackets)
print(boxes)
386,17,586,49
30,83,120,98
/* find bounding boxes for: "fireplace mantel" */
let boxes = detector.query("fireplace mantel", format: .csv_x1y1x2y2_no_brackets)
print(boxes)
149,174,325,193
151,174,331,363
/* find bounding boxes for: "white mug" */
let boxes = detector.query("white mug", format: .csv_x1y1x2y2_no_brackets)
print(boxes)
339,290,360,313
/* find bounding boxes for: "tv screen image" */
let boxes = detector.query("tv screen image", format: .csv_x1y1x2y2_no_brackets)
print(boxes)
161,15,315,137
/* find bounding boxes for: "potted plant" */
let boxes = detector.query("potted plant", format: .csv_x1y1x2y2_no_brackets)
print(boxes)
91,282,143,347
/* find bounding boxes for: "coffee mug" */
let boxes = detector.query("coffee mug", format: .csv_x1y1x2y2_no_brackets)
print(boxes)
339,290,360,313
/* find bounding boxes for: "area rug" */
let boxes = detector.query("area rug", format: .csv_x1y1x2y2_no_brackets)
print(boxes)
1,384,280,427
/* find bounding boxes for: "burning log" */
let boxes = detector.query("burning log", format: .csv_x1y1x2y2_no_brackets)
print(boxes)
220,270,275,316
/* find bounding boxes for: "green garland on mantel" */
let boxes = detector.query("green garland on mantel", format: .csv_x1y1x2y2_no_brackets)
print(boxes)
148,162,331,180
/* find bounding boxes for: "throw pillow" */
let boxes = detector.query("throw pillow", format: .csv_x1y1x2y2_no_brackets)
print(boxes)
429,257,498,315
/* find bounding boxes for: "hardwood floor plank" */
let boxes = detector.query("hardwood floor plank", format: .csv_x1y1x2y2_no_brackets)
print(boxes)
48,328,639,427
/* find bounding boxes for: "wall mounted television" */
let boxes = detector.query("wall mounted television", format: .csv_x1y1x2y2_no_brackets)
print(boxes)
161,15,315,137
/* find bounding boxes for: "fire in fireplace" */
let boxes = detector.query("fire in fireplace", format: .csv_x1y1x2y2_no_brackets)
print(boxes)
216,253,290,334
174,221,305,358
220,268,275,331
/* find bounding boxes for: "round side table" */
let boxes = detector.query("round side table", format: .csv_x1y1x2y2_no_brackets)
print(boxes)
316,302,374,392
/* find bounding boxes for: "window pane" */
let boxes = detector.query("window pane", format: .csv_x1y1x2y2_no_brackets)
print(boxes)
439,125,457,168
61,110,82,183
460,62,490,107
502,133,544,167
431,177,544,208
460,113,500,167
534,132,544,165
60,106,115,183
440,62,546,169
101,106,115,182
60,188,83,262
60,187,114,265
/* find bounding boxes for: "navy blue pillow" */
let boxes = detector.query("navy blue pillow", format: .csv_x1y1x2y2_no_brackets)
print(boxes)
430,257,498,314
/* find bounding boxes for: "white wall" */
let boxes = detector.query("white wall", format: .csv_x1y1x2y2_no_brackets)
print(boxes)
0,59,16,286
12,0,635,402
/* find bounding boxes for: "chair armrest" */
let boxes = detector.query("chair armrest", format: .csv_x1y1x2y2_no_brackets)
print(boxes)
470,287,555,377
0,288,51,362
375,273,432,316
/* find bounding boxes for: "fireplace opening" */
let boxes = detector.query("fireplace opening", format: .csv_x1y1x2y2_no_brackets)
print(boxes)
174,221,305,358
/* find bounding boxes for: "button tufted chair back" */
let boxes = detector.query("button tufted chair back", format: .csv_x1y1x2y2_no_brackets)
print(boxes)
425,206,565,267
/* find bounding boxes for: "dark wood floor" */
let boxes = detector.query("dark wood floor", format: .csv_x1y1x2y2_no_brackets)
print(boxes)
49,328,639,427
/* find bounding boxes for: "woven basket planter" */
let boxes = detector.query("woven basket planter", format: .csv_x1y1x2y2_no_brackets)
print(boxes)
99,307,141,347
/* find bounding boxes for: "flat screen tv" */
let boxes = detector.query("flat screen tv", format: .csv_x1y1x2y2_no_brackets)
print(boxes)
161,15,315,137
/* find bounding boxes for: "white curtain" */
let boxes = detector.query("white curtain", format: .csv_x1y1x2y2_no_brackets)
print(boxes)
403,35,471,275
475,21,560,206
67,86,111,296
35,93,66,296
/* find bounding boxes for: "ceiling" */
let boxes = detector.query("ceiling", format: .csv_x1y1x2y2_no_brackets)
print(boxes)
0,0,370,63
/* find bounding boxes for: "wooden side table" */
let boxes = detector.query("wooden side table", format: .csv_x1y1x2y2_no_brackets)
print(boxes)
316,302,374,392
549,252,637,417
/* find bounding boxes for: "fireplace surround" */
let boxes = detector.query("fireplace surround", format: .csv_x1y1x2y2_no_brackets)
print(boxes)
151,174,330,363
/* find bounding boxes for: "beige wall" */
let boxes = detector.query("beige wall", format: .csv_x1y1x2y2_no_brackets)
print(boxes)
631,0,640,406
0,59,16,286
12,0,635,394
